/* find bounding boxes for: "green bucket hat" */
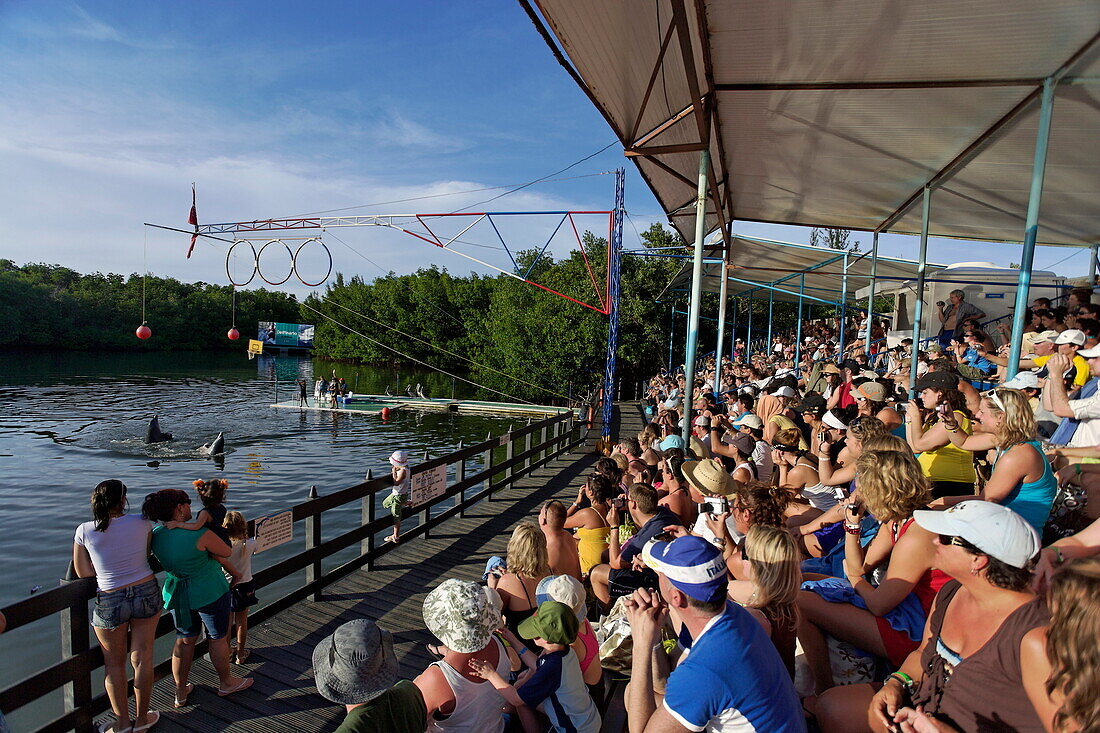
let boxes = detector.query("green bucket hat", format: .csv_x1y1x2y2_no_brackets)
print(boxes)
517,601,580,645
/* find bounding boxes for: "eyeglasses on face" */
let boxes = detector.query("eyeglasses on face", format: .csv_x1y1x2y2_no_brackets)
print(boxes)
937,534,973,550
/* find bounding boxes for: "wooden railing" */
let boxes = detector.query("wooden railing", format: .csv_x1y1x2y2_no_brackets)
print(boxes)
0,411,582,732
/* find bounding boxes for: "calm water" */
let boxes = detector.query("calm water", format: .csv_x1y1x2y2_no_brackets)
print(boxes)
0,350,518,728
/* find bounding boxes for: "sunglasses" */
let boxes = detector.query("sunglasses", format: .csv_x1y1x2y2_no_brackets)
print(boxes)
937,534,975,550
983,389,1005,411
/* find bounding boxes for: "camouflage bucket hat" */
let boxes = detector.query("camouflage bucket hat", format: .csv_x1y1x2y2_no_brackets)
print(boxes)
423,579,502,653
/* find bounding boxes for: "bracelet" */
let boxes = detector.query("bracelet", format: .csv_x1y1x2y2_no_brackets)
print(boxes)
844,522,861,535
1052,546,1066,566
888,672,915,692
1076,464,1083,477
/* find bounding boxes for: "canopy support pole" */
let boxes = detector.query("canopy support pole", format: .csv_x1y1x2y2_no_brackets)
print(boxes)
667,304,676,372
730,296,739,360
681,149,711,444
766,288,775,356
795,274,805,373
1007,78,1056,380
865,232,880,365
1091,243,1098,286
909,187,933,396
746,293,754,360
838,252,850,356
714,252,730,397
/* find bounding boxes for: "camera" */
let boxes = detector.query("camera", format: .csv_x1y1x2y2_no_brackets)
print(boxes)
611,496,626,509
702,496,729,515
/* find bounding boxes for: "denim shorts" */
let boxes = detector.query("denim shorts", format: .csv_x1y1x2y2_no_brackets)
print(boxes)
170,591,231,640
92,578,162,630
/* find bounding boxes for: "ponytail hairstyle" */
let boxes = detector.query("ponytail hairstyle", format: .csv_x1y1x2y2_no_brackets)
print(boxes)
732,481,792,529
91,480,127,532
194,478,228,507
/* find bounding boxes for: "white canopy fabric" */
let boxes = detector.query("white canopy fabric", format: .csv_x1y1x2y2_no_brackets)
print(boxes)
526,0,1100,248
662,234,944,304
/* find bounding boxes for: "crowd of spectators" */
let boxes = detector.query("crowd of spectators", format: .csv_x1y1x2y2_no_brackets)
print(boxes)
55,287,1100,733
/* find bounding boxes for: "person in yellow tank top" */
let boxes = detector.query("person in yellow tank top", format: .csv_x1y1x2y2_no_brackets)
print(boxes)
564,475,614,574
904,371,977,499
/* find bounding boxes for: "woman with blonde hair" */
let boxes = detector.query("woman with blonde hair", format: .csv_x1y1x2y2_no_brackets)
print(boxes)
938,386,1057,532
728,525,801,679
797,450,945,694
487,522,551,637
637,423,663,466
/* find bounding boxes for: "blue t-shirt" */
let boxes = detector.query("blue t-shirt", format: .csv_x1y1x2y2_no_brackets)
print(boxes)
620,507,682,564
664,603,806,732
517,649,600,733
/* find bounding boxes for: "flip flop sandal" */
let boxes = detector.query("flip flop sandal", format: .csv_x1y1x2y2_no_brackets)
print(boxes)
235,649,251,664
425,644,445,660
97,722,130,733
217,677,254,696
132,710,160,733
173,683,194,709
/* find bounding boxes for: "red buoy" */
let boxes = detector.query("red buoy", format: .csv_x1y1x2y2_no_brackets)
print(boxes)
381,407,391,421
135,323,152,340
227,327,240,341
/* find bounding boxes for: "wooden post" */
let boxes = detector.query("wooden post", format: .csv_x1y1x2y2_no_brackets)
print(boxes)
505,424,515,489
60,561,93,732
524,418,533,473
457,441,467,517
421,450,431,539
484,432,494,501
361,469,373,557
551,416,561,458
540,424,548,464
305,485,322,602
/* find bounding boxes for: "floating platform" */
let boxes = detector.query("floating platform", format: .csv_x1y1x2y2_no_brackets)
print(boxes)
271,393,573,418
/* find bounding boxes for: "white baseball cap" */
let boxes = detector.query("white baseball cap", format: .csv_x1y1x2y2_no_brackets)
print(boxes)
1001,371,1039,390
773,386,797,399
1079,344,1100,358
1053,329,1086,346
731,414,763,430
913,501,1040,569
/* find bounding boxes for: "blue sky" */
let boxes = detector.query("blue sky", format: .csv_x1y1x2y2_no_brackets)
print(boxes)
0,1,1091,296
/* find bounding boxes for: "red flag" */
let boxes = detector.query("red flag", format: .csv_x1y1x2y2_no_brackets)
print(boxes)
186,183,199,258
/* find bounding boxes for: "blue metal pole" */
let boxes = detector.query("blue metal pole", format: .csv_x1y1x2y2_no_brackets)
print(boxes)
730,296,739,360
600,169,625,437
681,150,711,444
838,252,850,356
746,292,754,360
1090,243,1098,287
865,232,879,365
1006,78,1057,380
795,274,805,373
909,186,933,396
714,252,730,397
766,289,774,359
667,304,675,372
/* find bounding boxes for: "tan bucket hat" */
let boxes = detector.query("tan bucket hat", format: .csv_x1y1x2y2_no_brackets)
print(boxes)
682,459,735,497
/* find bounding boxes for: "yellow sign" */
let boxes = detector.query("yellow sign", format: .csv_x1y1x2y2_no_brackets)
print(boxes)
247,339,264,355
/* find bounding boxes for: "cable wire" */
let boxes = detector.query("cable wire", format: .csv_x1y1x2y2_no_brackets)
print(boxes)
318,295,572,401
300,301,533,404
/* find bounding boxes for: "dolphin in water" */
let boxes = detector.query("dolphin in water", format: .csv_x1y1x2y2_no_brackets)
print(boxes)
416,383,427,399
144,416,173,444
199,432,225,456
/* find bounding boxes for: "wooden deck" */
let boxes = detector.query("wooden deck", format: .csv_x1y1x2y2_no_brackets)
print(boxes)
118,406,642,733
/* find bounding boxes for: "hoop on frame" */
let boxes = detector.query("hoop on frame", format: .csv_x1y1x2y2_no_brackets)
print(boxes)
293,238,332,287
226,240,258,286
256,239,295,286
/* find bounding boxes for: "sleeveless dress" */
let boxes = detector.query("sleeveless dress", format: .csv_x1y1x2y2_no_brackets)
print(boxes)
911,581,1049,733
428,636,510,733
576,509,611,574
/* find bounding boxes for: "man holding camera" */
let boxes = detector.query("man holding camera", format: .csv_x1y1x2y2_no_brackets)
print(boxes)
588,484,682,608
936,289,985,348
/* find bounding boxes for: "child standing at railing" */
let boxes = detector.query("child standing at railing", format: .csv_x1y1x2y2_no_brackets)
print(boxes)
383,450,411,544
222,511,258,664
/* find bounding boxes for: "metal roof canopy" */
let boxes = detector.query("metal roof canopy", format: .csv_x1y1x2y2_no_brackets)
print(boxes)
523,0,1100,248
661,234,945,304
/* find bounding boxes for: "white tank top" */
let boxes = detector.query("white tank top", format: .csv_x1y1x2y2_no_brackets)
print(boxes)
427,636,509,733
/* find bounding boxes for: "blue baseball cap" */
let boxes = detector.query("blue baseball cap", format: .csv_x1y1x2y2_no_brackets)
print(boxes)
642,535,728,602
658,435,686,452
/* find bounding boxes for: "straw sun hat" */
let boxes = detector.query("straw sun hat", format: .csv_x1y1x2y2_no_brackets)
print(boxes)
681,459,735,497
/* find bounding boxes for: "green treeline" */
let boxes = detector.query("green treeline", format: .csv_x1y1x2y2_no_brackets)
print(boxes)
0,260,299,350
305,224,702,402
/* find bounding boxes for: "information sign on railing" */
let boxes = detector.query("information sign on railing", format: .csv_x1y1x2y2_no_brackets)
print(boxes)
254,510,293,552
410,464,448,506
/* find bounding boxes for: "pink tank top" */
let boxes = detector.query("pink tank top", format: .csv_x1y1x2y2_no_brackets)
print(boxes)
578,619,598,672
